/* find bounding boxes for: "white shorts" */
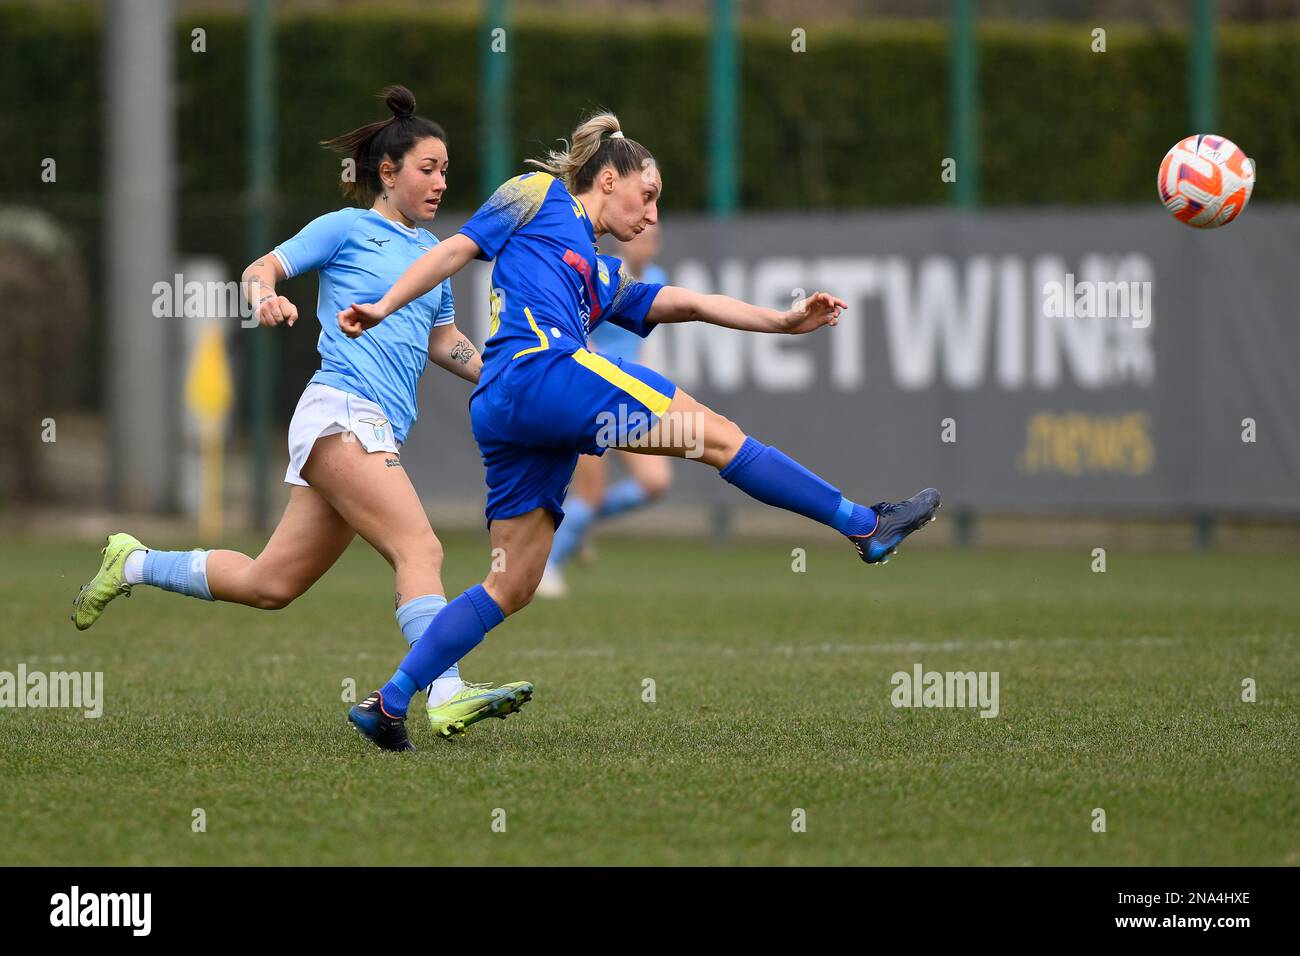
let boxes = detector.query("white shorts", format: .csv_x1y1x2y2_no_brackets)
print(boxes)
284,383,401,487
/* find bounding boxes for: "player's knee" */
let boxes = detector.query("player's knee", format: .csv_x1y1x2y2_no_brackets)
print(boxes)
492,580,535,616
394,533,444,574
420,535,445,572
250,580,300,611
511,589,536,615
704,413,745,466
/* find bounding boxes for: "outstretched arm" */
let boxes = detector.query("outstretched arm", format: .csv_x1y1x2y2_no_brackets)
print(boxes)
337,233,481,338
645,286,846,335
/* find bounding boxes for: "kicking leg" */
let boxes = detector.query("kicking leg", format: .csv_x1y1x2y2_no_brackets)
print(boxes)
626,386,940,564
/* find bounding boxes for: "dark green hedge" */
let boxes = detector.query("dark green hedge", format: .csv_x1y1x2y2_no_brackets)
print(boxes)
2,5,1295,415
3,6,1297,208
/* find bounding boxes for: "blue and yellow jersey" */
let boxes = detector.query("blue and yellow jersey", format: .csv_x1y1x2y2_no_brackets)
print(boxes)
458,172,664,398
273,207,455,442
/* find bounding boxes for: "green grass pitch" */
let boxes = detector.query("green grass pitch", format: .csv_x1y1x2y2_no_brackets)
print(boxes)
1,533,1296,865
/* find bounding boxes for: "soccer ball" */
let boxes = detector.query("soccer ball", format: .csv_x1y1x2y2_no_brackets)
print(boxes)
1157,134,1255,228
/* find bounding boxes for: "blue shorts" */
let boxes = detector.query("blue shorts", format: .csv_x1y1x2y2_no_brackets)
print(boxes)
470,347,677,527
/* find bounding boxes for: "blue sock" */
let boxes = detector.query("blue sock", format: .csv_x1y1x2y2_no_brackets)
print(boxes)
142,549,214,600
395,594,457,683
718,437,877,537
596,478,648,520
380,585,504,716
548,496,596,569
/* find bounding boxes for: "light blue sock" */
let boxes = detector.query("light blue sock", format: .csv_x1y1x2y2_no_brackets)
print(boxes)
596,478,648,520
548,496,596,570
396,594,457,683
142,549,214,601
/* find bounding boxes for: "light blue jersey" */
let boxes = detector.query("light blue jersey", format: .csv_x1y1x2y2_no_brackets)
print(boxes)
273,207,454,442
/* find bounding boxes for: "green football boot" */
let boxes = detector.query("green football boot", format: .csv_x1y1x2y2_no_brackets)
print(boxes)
71,532,145,630
426,680,534,739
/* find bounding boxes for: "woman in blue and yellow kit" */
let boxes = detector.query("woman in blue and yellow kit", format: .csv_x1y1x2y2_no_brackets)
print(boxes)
340,112,941,751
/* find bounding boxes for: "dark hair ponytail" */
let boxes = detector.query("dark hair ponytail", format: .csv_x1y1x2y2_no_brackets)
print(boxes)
321,85,446,202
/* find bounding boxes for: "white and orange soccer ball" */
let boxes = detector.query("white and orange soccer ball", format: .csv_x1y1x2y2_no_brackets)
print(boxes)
1158,134,1255,228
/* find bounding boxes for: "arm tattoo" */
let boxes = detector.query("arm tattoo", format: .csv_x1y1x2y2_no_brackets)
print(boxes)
450,339,476,365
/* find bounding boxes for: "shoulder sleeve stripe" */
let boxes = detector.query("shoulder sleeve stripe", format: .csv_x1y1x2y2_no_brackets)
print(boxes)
483,172,555,232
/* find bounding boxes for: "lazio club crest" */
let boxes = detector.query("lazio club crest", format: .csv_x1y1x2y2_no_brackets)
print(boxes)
356,417,389,442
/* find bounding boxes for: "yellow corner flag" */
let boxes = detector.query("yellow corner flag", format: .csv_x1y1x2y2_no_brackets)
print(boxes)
184,327,233,541
185,326,234,425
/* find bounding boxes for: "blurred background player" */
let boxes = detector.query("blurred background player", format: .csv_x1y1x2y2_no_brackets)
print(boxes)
70,86,532,743
537,224,674,598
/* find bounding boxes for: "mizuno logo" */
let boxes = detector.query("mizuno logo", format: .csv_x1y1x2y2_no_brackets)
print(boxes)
367,237,391,247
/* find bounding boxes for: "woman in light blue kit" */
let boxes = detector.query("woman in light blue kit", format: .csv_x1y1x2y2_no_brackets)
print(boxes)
71,86,532,740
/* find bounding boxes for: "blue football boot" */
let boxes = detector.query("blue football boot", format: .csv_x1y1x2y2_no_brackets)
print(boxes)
348,691,415,752
850,488,941,565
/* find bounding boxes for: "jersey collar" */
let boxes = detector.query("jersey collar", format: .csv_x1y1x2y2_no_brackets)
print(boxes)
572,195,596,242
365,207,423,239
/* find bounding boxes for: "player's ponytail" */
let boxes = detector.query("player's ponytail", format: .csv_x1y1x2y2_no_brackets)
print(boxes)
321,84,446,203
526,111,654,194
